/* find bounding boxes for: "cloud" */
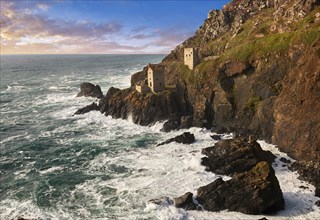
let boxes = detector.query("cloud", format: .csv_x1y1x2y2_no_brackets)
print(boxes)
36,3,49,11
0,0,128,54
0,0,195,54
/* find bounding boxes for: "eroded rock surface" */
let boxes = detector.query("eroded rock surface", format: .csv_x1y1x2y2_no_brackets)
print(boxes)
76,82,103,99
157,132,195,146
201,137,276,176
196,162,284,214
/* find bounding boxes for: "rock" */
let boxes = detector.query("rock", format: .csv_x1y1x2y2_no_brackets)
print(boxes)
258,217,268,220
99,87,190,126
196,162,285,214
77,82,103,99
157,132,195,146
173,192,197,210
74,102,99,115
105,86,121,97
180,115,193,129
161,118,181,132
201,138,276,176
210,134,221,140
315,200,320,207
290,160,320,197
279,157,292,164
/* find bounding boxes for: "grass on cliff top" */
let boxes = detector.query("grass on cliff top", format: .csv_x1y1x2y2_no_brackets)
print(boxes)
181,7,320,85
214,7,320,62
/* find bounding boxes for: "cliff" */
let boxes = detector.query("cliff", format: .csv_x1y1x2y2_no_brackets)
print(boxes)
105,0,320,162
133,0,319,162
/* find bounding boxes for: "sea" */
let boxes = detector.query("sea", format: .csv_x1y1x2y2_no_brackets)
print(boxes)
0,54,319,220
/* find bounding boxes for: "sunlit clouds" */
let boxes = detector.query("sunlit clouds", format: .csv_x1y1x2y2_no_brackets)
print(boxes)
0,0,216,54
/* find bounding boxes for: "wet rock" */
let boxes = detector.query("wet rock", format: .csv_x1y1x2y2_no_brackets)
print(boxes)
315,200,320,207
74,102,99,115
279,157,292,164
157,132,195,146
173,192,197,210
180,115,193,129
210,134,221,140
290,160,320,197
99,87,190,126
196,162,285,214
201,138,276,176
161,118,181,132
258,217,268,220
77,82,103,99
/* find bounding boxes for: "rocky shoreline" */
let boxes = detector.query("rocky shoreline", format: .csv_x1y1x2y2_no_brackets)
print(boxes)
74,0,320,216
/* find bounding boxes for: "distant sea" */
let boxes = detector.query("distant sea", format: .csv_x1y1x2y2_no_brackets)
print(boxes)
1,55,319,220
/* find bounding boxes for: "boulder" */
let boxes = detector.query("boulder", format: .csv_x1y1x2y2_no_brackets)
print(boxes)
74,102,99,115
196,162,285,214
77,82,103,99
290,160,320,197
201,137,276,176
157,132,195,146
173,192,197,210
210,134,221,140
161,118,181,132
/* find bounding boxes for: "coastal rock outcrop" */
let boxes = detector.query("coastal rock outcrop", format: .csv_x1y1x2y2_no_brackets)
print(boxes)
173,192,198,210
201,137,276,176
157,0,320,164
99,87,191,126
290,160,320,197
74,102,99,115
157,132,195,146
195,162,285,214
76,82,103,99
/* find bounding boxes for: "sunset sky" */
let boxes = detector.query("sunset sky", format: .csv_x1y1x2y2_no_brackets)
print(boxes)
0,0,230,54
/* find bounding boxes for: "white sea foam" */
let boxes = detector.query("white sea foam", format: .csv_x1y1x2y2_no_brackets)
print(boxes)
74,125,320,220
39,166,64,175
1,55,319,220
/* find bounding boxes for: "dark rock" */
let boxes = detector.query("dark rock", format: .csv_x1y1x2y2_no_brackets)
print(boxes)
157,132,195,146
315,200,320,207
211,126,227,134
105,86,121,97
258,218,268,220
210,135,221,140
279,157,292,164
290,160,320,197
74,102,99,115
161,118,181,132
180,115,193,129
201,138,276,176
99,87,190,126
299,185,308,189
77,82,103,99
196,162,285,214
173,192,197,210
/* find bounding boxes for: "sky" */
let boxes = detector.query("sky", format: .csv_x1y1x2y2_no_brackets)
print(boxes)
0,0,231,54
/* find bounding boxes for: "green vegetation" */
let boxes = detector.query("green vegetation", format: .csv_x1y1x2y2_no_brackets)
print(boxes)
179,7,320,86
246,96,262,112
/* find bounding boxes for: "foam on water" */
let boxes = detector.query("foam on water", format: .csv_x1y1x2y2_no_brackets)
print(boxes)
1,55,319,220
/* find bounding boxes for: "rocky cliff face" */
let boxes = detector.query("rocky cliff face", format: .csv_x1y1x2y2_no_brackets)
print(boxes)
107,0,319,162
99,87,191,126
149,0,319,162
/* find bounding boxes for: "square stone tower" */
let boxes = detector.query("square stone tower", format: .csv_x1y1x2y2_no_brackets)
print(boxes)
184,48,199,70
147,64,165,93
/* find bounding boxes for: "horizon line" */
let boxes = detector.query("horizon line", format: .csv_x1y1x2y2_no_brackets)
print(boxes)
0,53,167,56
